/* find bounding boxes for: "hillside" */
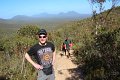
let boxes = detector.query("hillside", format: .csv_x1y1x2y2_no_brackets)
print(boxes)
0,6,120,80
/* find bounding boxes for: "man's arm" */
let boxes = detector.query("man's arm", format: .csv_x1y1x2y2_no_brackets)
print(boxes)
25,53,43,70
52,50,56,66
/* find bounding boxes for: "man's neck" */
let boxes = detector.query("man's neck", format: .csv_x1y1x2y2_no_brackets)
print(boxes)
39,42,47,46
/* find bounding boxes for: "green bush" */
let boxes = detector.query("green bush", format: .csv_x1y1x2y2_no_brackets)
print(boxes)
74,28,120,80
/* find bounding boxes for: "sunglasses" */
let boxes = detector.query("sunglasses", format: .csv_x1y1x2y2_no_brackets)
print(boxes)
39,35,47,38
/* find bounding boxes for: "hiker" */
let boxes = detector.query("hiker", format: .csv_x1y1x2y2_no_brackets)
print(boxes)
60,42,66,56
25,29,56,80
63,37,73,58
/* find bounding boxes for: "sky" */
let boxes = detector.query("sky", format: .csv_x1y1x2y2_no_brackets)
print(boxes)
0,0,120,19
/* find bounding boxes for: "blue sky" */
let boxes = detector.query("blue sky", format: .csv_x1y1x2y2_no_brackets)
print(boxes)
0,0,120,19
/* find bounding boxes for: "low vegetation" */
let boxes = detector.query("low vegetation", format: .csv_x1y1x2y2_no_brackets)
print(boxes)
0,5,120,80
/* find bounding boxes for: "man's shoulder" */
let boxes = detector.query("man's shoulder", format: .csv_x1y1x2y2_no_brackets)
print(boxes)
31,43,39,48
47,41,54,45
47,42,55,48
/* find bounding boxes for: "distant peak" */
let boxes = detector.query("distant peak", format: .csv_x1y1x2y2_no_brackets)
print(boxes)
12,15,30,19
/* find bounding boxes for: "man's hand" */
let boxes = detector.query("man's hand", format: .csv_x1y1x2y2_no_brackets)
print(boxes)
33,63,43,70
52,61,55,66
25,53,43,70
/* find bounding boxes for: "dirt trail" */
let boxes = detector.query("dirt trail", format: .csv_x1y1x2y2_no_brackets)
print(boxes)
54,50,79,80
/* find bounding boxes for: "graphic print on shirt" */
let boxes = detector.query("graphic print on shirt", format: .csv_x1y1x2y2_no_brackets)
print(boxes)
37,47,53,68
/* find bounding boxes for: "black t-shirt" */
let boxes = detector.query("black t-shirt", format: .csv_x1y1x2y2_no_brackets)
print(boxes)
27,42,55,68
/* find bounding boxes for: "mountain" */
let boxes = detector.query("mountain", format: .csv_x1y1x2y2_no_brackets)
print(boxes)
12,15,33,21
11,11,91,21
0,11,92,30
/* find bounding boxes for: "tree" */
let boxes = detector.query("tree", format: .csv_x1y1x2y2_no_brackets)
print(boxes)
17,25,39,38
88,0,120,35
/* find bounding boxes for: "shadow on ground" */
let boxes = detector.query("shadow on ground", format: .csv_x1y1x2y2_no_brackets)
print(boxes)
0,76,9,80
64,51,84,80
65,66,84,80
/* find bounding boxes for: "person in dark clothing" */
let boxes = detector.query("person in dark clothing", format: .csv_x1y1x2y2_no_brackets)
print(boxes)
60,42,66,56
63,38,72,58
25,29,56,80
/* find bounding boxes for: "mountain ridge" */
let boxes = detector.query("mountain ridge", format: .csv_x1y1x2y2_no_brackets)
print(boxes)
0,11,92,29
11,11,91,20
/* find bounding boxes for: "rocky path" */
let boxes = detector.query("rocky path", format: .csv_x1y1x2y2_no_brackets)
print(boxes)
54,50,81,80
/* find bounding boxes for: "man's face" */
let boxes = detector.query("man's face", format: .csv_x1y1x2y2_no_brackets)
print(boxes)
38,34,47,43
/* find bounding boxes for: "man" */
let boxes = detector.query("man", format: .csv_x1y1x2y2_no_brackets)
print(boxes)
25,29,56,80
64,37,72,58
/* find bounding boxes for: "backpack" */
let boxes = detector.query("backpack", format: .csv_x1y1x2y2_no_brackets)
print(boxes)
64,39,72,48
